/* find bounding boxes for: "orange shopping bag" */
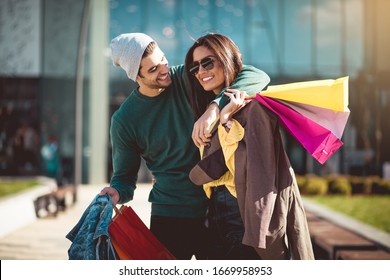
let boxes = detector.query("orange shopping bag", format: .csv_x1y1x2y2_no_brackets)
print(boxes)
108,205,176,260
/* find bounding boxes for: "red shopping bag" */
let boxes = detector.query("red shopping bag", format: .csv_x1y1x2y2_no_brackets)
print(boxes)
108,205,176,260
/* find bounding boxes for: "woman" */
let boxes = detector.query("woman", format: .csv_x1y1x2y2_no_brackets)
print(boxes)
185,33,267,260
185,33,315,260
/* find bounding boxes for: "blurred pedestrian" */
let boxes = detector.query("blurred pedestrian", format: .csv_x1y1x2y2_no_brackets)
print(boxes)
41,134,60,181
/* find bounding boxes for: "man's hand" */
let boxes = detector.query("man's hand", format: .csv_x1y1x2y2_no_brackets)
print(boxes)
220,89,250,124
192,103,220,148
100,186,120,205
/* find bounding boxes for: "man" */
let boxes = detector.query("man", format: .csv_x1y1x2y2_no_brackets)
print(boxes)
100,33,269,259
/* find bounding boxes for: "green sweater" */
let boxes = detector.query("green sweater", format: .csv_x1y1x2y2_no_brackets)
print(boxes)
110,64,269,218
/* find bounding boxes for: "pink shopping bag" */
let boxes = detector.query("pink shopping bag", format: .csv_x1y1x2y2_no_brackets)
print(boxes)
252,94,343,164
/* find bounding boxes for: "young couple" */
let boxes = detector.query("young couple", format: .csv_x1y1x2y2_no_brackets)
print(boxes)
100,32,314,260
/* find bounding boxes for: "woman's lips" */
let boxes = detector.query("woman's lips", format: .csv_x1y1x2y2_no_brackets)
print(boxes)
201,75,213,83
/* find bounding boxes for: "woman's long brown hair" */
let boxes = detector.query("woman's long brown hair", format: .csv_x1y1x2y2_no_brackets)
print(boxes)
185,33,243,119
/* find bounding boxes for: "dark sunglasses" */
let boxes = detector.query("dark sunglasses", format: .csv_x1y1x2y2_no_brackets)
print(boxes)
189,57,215,75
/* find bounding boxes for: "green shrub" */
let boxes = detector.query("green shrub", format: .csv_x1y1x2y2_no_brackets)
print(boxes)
374,179,390,195
295,175,307,191
350,176,368,194
300,175,328,195
296,174,390,196
380,179,390,190
328,176,352,196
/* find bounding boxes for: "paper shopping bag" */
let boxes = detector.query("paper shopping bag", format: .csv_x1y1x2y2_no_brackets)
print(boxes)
277,99,350,139
253,94,344,164
261,76,349,112
108,205,176,260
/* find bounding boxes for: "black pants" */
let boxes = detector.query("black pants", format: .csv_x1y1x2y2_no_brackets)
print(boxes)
150,215,209,260
207,186,261,260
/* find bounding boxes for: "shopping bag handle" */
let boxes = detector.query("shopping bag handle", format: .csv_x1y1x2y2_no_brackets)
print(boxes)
113,204,127,216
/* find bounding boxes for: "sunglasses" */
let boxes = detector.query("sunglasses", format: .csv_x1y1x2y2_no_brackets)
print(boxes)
189,57,215,75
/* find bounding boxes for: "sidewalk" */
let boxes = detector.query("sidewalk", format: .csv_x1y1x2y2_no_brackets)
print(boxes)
0,183,153,260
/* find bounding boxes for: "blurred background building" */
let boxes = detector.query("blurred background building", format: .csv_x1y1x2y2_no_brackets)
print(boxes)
1,0,389,186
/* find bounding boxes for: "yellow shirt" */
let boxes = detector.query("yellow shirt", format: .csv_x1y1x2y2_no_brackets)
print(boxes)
201,119,244,198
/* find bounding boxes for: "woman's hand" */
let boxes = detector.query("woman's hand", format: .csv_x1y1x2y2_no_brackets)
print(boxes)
192,103,219,148
220,89,250,125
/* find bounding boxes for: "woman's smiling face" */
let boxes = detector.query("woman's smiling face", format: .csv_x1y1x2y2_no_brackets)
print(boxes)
192,45,225,95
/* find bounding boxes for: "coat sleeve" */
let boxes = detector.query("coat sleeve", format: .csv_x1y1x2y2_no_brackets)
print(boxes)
234,101,280,249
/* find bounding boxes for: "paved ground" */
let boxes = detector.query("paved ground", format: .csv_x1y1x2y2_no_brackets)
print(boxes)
0,184,152,260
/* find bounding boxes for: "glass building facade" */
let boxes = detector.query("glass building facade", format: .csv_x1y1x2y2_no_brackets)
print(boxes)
109,0,363,80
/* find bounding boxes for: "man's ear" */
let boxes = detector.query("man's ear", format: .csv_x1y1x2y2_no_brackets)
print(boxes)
135,73,141,84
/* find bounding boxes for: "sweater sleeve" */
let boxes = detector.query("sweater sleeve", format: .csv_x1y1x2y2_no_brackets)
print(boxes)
169,64,191,100
109,116,140,204
214,65,270,109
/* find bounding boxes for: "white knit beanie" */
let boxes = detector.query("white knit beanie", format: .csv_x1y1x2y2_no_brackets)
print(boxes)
110,33,155,81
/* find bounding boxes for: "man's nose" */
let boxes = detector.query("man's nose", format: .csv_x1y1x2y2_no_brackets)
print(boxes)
160,63,169,72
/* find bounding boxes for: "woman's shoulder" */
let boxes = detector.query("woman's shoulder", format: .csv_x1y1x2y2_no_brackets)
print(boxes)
236,99,279,124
